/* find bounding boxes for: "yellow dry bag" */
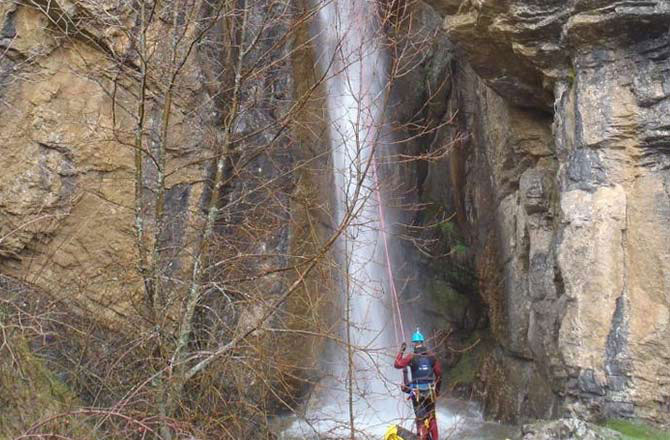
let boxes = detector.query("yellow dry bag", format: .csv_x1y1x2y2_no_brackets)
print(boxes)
384,425,405,440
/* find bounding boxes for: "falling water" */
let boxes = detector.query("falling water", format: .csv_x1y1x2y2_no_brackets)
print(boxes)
284,0,408,436
281,1,519,438
320,0,391,385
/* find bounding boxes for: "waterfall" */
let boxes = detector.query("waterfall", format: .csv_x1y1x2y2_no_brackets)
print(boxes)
320,0,395,384
282,2,522,439
285,0,414,437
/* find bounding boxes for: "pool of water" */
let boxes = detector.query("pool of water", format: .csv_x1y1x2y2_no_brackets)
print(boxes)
275,389,519,440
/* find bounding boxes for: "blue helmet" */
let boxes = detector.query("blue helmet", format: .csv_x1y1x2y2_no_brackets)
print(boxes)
411,328,424,343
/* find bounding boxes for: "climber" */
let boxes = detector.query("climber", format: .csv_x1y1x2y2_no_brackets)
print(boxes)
394,328,442,440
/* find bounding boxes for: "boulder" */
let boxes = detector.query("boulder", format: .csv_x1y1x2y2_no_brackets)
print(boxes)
521,418,623,440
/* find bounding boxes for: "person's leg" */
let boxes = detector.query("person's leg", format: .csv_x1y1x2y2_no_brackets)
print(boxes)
415,393,431,439
424,395,437,440
412,394,422,436
429,415,438,440
416,418,432,440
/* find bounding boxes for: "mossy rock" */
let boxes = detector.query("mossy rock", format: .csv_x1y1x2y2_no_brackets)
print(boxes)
603,419,670,440
445,331,491,393
448,346,476,388
0,335,85,437
428,279,469,325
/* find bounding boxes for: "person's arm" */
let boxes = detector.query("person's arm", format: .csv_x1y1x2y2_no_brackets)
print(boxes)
394,344,413,368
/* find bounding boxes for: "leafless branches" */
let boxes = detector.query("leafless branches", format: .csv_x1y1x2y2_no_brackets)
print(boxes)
0,0,465,438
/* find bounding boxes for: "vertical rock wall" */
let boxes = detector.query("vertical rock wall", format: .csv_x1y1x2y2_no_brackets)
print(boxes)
420,0,670,425
0,1,332,426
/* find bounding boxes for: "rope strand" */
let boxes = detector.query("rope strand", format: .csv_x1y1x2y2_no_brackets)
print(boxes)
371,153,406,344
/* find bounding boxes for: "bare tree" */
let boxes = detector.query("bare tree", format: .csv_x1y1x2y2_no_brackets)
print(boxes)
0,0,463,438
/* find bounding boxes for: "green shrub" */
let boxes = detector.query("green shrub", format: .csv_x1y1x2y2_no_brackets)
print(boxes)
604,419,670,440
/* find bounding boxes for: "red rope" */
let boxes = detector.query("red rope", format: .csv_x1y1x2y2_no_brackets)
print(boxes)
371,153,406,344
350,4,405,344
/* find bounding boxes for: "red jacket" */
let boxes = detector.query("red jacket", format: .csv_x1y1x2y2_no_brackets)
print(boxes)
394,348,442,394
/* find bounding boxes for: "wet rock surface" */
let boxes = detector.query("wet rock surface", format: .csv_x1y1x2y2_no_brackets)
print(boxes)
521,418,623,440
418,0,670,426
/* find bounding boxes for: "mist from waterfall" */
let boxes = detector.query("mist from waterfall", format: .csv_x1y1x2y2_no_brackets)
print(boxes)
280,2,522,439
319,0,395,385
279,3,525,439
286,0,412,436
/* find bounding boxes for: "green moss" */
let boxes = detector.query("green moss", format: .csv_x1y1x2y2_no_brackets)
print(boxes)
566,65,576,86
439,219,467,247
0,336,83,437
446,332,490,390
452,243,468,257
603,419,670,440
429,280,468,323
439,219,456,238
449,349,476,387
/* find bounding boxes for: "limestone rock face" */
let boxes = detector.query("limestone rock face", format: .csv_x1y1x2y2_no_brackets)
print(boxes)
1,2,146,305
425,0,670,110
0,0,295,317
521,418,623,440
420,0,670,425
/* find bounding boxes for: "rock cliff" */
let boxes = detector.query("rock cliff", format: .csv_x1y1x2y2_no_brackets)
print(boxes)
1,1,330,436
2,0,670,433
419,0,670,425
